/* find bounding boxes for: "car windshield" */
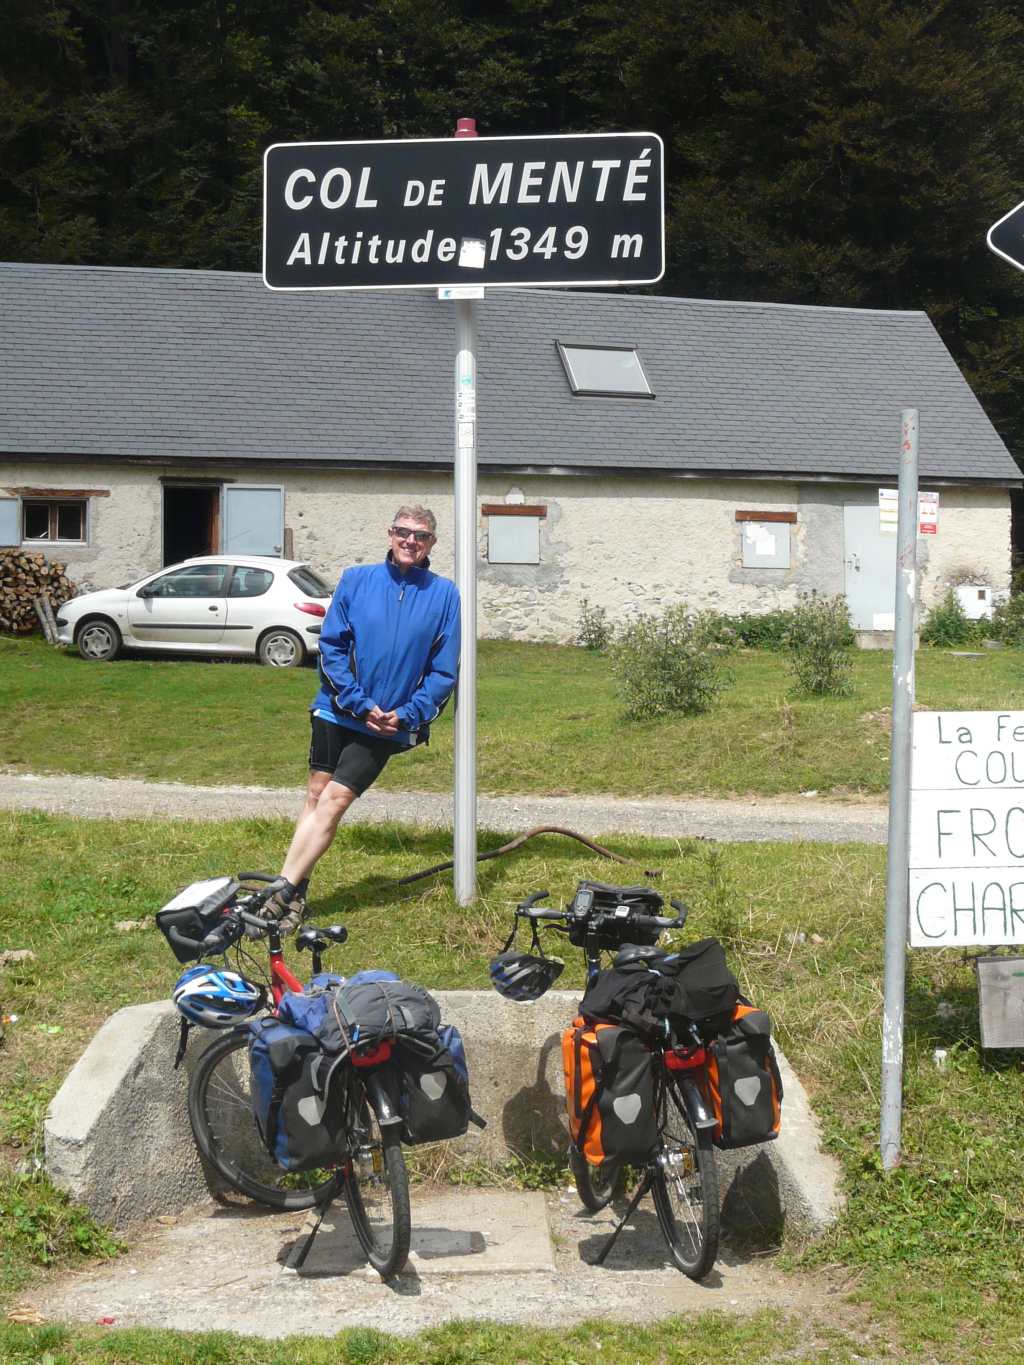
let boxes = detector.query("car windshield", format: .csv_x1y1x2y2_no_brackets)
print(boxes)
288,566,333,597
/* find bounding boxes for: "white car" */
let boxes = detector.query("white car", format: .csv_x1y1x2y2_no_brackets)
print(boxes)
56,556,334,667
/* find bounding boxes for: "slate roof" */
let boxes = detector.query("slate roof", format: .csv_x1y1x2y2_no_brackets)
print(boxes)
1,261,1018,484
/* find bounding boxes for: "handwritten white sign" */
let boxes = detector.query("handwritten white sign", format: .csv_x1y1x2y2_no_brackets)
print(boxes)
910,712,1024,946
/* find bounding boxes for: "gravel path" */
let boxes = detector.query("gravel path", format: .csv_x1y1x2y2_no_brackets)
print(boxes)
0,769,887,842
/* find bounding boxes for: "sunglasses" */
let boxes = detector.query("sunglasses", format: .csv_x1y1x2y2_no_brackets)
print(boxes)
390,525,434,544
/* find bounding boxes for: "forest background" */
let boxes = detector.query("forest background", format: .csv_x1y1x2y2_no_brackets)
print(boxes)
6,0,1024,469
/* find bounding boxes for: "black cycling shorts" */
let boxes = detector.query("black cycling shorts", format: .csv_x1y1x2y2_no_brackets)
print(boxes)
308,714,402,796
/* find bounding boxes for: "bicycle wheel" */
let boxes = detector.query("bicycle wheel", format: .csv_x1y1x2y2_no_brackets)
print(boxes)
568,1146,625,1213
188,1029,342,1211
651,1077,720,1281
343,1081,411,1278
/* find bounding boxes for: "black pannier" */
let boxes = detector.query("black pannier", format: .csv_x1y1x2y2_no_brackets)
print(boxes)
393,1029,474,1145
248,1018,348,1171
703,1004,783,1149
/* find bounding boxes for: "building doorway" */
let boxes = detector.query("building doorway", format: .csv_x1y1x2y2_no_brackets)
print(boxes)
163,485,220,565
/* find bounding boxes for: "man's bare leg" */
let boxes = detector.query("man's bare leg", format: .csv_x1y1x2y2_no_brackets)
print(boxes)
280,770,332,873
281,777,358,885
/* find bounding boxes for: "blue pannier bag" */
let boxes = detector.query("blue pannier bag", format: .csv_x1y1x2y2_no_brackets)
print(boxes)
438,1023,469,1085
275,973,347,1037
394,1025,484,1145
248,1017,346,1171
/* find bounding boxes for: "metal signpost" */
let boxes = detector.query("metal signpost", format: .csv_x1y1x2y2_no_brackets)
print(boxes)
880,408,918,1170
263,126,665,902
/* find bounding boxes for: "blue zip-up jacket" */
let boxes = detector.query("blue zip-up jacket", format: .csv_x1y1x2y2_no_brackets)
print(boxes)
311,556,461,748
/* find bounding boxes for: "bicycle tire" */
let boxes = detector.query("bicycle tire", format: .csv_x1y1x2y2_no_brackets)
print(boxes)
568,1146,625,1213
188,1029,343,1211
651,1077,720,1281
343,1083,411,1278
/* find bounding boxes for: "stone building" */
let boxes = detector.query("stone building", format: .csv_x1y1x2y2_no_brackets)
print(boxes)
1,261,1019,641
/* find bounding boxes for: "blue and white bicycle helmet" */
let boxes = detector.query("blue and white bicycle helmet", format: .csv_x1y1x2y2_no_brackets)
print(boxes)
172,965,266,1028
489,951,564,1003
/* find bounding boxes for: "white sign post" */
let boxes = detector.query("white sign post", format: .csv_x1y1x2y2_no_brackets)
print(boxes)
910,711,1024,946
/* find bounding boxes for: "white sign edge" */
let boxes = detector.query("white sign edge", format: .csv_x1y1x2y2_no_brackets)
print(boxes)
986,196,1024,273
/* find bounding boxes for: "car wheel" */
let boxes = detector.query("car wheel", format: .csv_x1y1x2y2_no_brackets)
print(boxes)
257,628,304,668
76,617,122,662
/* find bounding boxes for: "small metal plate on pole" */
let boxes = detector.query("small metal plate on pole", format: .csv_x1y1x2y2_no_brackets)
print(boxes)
975,955,1024,1048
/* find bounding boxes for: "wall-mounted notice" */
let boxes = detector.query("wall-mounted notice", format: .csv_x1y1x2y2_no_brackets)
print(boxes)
878,488,939,537
910,711,1024,946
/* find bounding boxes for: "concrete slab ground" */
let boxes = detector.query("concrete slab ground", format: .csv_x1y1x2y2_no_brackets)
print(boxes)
28,1187,826,1339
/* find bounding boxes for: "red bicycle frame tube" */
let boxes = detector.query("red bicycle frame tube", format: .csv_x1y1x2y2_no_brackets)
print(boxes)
269,948,304,1006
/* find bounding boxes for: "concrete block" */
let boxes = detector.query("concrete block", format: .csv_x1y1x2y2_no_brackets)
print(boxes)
44,992,842,1238
43,1002,224,1229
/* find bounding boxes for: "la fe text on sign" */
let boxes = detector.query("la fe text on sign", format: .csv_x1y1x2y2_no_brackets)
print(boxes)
263,132,665,291
909,711,1024,948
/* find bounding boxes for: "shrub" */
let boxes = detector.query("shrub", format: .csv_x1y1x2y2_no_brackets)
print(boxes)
693,609,799,650
609,604,734,718
920,589,981,648
574,597,612,650
785,593,855,697
989,572,1024,646
731,609,796,650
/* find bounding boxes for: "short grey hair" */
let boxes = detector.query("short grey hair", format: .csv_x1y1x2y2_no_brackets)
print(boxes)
392,505,437,535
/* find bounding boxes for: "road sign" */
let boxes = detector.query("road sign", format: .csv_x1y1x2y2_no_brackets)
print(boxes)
909,710,1024,947
263,132,665,291
987,198,1024,273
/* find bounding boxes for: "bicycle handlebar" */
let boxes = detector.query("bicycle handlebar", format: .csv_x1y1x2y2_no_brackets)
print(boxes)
199,903,277,953
515,895,687,933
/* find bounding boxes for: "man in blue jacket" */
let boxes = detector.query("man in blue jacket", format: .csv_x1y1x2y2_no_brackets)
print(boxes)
264,505,460,929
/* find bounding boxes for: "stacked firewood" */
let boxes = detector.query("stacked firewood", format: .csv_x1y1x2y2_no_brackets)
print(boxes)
0,549,78,635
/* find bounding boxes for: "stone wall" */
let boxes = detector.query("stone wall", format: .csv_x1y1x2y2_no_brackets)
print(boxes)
1,459,1011,640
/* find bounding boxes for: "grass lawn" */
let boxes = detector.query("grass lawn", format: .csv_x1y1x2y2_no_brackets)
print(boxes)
1,812,1023,1361
1,635,1023,796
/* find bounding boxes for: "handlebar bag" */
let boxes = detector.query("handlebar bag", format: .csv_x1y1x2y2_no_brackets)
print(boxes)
248,1018,347,1171
701,1004,783,1149
393,1025,479,1145
155,877,239,963
562,1016,657,1165
569,881,665,949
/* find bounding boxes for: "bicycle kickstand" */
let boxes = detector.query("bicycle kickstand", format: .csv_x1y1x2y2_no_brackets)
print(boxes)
588,1170,652,1267
291,1193,336,1271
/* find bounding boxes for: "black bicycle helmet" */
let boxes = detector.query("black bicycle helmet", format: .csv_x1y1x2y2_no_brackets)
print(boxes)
489,950,564,1002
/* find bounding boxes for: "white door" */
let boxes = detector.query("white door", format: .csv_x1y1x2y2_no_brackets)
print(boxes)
843,505,898,630
224,486,284,556
127,563,228,647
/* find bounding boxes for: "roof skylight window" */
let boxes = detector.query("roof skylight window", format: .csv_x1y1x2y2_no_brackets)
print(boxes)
557,343,653,397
